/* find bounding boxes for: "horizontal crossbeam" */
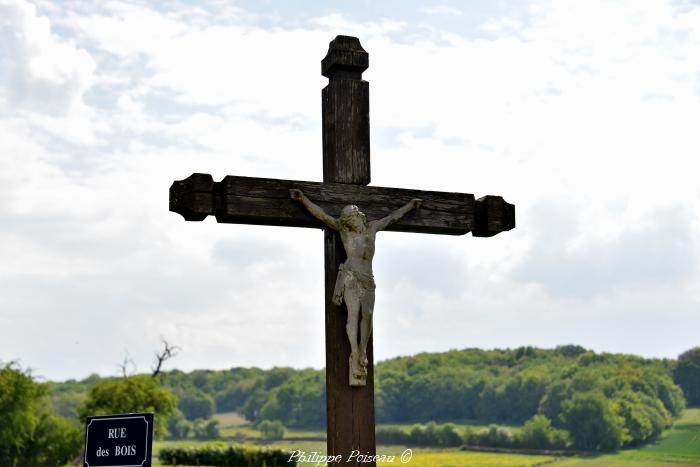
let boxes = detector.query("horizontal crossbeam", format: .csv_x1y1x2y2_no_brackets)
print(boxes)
170,173,514,237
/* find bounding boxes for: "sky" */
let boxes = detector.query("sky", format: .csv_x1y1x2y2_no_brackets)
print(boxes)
1,0,699,382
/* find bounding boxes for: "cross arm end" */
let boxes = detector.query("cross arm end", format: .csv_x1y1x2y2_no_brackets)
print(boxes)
472,195,516,237
169,173,214,221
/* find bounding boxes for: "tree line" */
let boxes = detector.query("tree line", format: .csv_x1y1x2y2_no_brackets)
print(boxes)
153,345,692,451
54,345,698,450
2,345,699,464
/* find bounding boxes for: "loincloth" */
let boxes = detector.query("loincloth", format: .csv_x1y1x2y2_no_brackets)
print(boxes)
333,264,376,306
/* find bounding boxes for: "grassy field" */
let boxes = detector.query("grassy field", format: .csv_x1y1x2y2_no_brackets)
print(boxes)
549,408,700,467
154,409,700,466
396,451,556,466
214,411,326,440
214,412,520,441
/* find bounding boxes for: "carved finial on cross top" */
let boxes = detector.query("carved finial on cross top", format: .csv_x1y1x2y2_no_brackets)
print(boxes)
322,35,369,79
170,34,515,467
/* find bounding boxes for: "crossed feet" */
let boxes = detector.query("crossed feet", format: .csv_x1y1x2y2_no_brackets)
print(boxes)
350,351,369,378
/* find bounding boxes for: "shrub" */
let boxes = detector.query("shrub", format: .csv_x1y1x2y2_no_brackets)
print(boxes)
519,415,570,450
375,426,410,445
561,391,627,451
193,418,221,440
179,390,216,420
159,444,294,466
675,347,700,406
79,375,176,438
463,426,478,445
376,422,462,447
409,422,438,445
258,420,286,440
0,363,82,466
435,423,463,447
166,409,192,439
474,425,515,448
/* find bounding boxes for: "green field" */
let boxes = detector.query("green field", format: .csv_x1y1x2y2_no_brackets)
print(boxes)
153,409,700,466
214,412,519,441
549,408,700,467
215,411,325,440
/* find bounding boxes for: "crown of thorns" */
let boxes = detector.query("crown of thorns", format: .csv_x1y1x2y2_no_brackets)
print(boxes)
339,205,366,223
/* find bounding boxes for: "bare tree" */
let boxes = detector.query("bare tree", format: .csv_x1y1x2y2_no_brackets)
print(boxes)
118,350,136,378
151,337,180,378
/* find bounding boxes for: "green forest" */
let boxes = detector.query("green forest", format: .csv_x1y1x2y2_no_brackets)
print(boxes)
2,345,700,465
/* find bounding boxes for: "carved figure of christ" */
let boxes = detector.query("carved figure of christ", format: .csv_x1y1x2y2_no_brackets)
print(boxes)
169,35,515,467
291,188,421,385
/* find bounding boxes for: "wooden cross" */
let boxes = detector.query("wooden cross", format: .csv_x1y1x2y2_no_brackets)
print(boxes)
169,35,514,467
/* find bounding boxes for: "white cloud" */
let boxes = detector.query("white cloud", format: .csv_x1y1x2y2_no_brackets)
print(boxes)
0,0,95,115
1,0,699,380
421,6,463,17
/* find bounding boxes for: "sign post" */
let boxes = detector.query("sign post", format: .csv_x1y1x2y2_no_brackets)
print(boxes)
83,413,154,467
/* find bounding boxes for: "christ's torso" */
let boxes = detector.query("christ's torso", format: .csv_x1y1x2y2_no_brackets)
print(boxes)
340,230,376,275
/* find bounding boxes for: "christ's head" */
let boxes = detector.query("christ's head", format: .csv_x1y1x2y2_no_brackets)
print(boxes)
339,205,367,232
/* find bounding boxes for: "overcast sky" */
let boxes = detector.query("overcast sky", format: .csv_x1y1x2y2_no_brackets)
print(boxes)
1,0,699,382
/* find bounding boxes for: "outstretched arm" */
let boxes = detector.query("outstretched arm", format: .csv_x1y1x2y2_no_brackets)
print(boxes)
370,199,422,232
290,189,340,230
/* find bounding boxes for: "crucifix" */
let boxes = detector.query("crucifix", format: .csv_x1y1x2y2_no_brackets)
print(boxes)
170,36,514,466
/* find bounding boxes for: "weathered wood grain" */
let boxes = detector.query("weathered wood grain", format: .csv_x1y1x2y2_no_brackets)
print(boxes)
322,36,370,186
169,173,214,222
219,175,475,235
171,173,476,234
323,80,370,185
321,35,368,78
170,173,515,237
473,195,516,237
323,36,375,466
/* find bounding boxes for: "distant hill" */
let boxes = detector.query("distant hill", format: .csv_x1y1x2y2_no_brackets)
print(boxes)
49,345,697,452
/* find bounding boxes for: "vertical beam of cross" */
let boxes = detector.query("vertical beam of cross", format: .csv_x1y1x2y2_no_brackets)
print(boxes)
321,36,375,466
